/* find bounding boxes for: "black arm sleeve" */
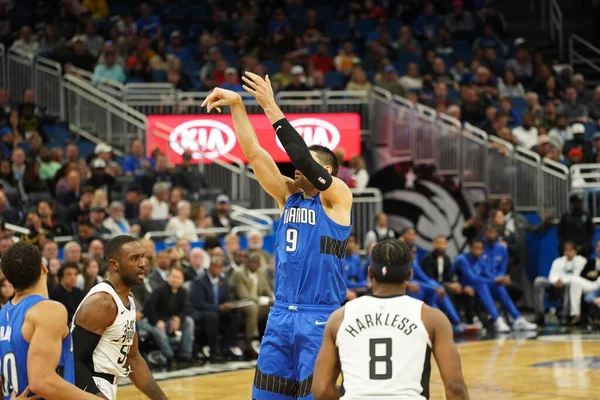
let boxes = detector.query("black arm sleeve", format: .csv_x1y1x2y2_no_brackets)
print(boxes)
71,325,102,395
273,118,333,191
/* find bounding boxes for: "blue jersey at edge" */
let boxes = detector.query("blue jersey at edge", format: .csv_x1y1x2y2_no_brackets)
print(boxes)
275,192,353,306
0,295,75,399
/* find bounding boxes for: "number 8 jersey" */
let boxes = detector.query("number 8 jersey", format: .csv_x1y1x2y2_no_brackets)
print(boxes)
336,295,432,400
71,281,137,380
276,192,352,306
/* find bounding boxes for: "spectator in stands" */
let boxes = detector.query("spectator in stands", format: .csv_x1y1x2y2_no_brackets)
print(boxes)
246,230,271,265
534,242,588,325
399,63,423,92
460,86,486,125
67,185,95,226
364,212,396,249
19,211,49,250
123,185,141,221
498,69,526,99
345,66,372,93
136,2,161,38
425,82,454,111
223,233,240,266
11,26,39,55
186,252,240,361
563,123,593,162
0,158,16,193
350,155,368,190
587,87,600,124
144,267,195,368
172,152,208,198
184,248,206,281
167,187,184,217
479,106,497,134
81,21,104,58
540,75,561,106
572,74,592,105
22,159,47,196
145,181,168,219
141,154,172,196
219,68,243,92
67,36,96,73
506,46,533,87
479,3,507,37
284,65,309,91
149,250,170,290
445,0,475,41
429,58,454,87
102,201,132,236
87,239,104,265
88,204,109,234
557,87,589,123
50,262,83,324
343,234,367,299
271,60,293,90
92,49,126,85
82,0,108,19
207,194,233,234
581,240,600,283
133,199,163,237
123,140,153,179
548,114,572,150
334,41,358,76
85,158,115,200
75,258,102,295
149,39,177,72
376,65,406,97
39,23,65,55
512,114,539,149
0,192,17,226
420,236,464,297
453,240,537,332
525,92,543,122
57,170,80,204
165,201,199,242
559,194,594,257
0,128,13,159
414,2,441,40
392,26,421,56
463,200,489,244
166,31,189,61
41,240,58,266
400,228,417,254
39,146,61,180
499,97,522,127
229,251,273,357
310,42,334,74
46,258,60,293
75,219,98,253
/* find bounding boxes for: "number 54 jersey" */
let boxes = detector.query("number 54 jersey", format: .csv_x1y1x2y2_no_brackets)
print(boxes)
336,295,432,400
71,281,136,380
276,192,352,306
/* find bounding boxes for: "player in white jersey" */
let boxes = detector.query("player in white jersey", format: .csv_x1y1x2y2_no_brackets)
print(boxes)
71,235,167,400
313,239,470,400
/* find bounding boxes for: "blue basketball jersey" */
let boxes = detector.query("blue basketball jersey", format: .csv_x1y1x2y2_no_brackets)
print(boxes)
275,192,353,306
0,295,75,399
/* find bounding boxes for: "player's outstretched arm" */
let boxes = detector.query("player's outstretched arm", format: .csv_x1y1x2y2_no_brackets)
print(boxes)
201,88,298,209
26,301,100,399
423,306,470,400
312,308,344,400
72,293,117,399
242,72,353,211
126,331,167,400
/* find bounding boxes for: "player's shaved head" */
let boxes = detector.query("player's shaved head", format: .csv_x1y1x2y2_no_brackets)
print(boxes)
1,241,43,291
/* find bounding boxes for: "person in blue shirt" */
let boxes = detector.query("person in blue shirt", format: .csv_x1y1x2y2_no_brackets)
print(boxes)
123,139,155,179
166,31,191,61
483,225,522,303
221,68,245,93
342,235,367,300
0,241,99,399
414,2,442,40
453,240,537,333
136,3,161,38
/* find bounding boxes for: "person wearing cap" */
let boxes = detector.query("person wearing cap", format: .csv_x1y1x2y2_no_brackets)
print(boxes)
376,65,407,97
284,65,310,91
84,157,115,200
533,134,552,158
313,239,470,400
167,30,190,60
221,68,244,92
124,184,142,221
453,240,537,333
0,127,13,159
207,195,235,236
173,152,209,197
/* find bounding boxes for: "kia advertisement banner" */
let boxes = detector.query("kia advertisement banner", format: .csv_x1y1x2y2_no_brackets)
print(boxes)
146,113,361,164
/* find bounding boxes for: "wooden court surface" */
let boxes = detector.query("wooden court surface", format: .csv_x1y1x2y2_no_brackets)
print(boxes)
118,335,600,399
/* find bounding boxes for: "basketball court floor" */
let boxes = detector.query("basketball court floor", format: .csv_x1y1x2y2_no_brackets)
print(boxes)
118,328,600,399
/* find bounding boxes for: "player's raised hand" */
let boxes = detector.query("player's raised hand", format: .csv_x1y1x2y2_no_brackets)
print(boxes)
242,71,276,110
201,88,242,113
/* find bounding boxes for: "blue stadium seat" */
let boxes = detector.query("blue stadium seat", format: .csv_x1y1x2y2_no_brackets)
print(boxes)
77,141,97,158
366,71,376,83
188,23,206,38
108,2,131,15
182,58,201,75
584,123,598,141
393,61,409,76
262,60,279,74
436,53,454,69
315,5,335,22
188,4,209,21
451,40,470,51
325,20,350,40
396,51,422,66
447,87,459,102
510,97,528,115
46,142,66,151
324,71,345,88
355,19,377,38
453,48,473,64
286,4,307,19
163,4,187,22
387,19,402,36
43,125,71,142
151,70,167,82
126,77,145,84
162,24,180,38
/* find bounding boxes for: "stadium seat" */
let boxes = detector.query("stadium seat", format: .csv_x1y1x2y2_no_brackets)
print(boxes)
325,71,345,88
163,4,187,23
188,4,209,21
325,20,351,40
396,51,422,66
584,122,597,141
366,70,376,83
43,124,71,142
451,40,471,51
77,141,97,159
108,2,131,15
314,5,335,22
162,24,180,38
387,19,402,36
126,77,145,84
188,23,206,38
261,60,279,75
453,48,473,64
151,70,167,83
436,53,454,69
286,4,307,19
355,19,377,38
510,97,528,115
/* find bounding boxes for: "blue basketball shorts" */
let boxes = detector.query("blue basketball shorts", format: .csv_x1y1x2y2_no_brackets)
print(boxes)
252,301,339,400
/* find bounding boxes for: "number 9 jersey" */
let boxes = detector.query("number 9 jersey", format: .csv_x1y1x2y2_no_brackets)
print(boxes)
276,192,352,306
0,295,75,399
336,295,432,399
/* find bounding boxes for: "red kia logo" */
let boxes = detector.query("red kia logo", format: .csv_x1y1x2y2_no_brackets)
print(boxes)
169,120,237,159
276,118,341,151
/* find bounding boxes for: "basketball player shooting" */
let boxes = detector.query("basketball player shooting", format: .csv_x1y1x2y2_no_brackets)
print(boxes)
312,239,470,400
0,241,100,400
71,236,167,400
202,71,353,400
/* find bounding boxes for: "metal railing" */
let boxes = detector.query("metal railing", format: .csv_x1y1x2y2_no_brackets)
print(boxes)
7,48,34,104
124,83,177,115
34,57,64,119
569,34,600,77
569,163,600,223
149,122,246,201
63,74,146,153
0,44,6,90
549,0,564,60
351,188,383,250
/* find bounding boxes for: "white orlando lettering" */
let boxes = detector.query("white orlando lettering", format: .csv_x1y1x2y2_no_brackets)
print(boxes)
283,207,316,225
0,326,11,342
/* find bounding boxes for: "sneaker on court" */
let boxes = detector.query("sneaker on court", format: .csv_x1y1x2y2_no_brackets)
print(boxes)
251,340,261,355
461,323,479,333
472,316,484,330
230,346,244,357
512,317,538,331
493,316,511,333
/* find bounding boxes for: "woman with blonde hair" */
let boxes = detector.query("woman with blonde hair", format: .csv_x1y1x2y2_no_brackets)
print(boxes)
346,67,372,93
349,155,369,189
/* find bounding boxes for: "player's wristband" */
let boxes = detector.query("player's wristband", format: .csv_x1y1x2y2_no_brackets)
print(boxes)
272,118,333,191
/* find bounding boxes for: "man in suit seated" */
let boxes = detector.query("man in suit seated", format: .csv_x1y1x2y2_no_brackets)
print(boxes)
148,250,170,290
184,247,207,282
229,252,274,358
186,252,241,361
